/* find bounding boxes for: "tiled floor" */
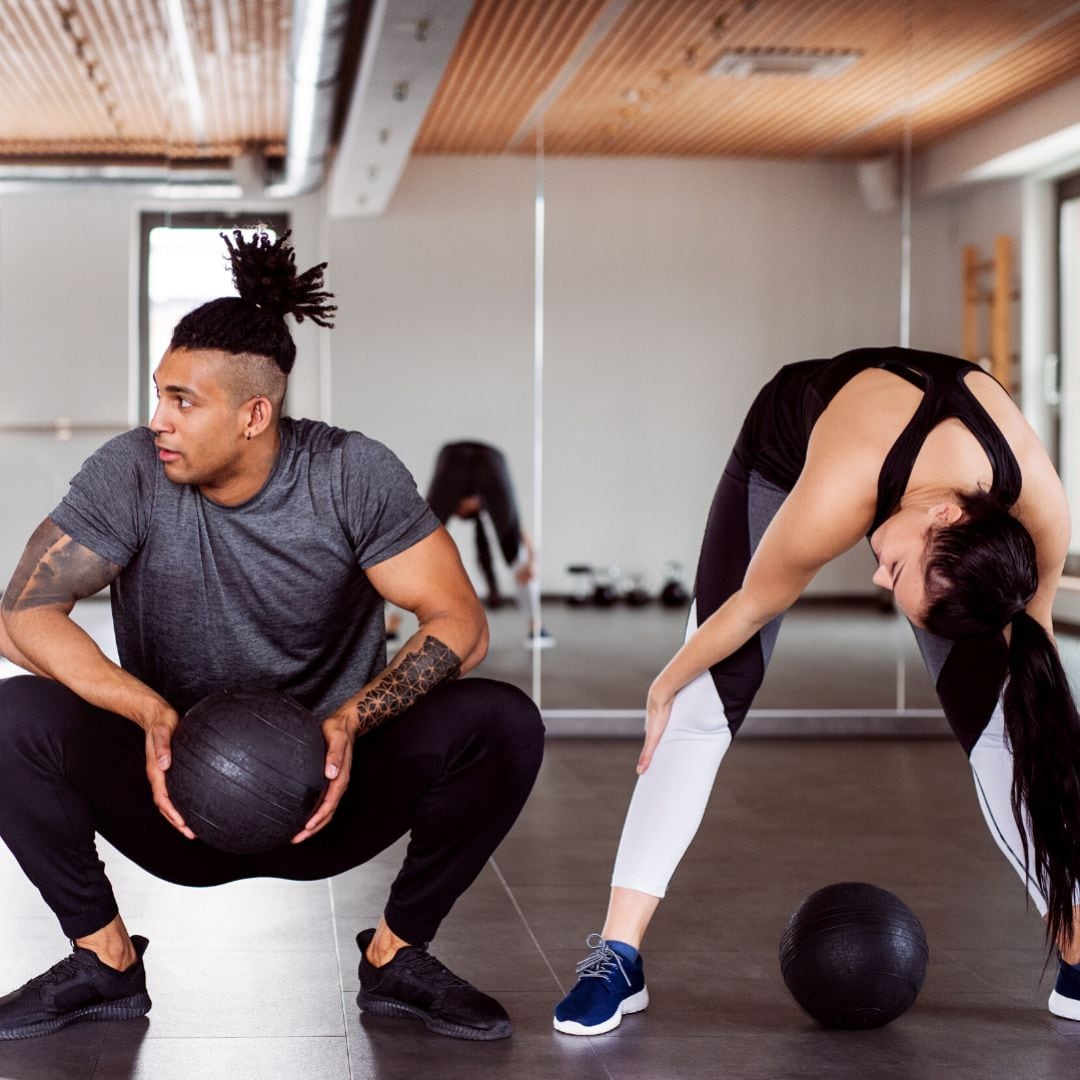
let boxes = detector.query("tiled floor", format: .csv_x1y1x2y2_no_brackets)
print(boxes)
2,735,1079,1079
4,603,1080,1078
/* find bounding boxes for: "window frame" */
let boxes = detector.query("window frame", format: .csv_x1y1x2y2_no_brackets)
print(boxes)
138,211,290,424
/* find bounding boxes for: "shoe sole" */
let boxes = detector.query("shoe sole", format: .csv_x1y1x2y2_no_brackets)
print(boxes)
0,992,152,1041
356,990,512,1041
553,986,649,1036
1049,990,1080,1020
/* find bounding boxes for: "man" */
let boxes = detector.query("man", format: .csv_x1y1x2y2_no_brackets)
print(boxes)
0,231,543,1042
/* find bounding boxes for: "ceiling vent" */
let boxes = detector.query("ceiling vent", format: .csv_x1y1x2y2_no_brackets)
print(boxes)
708,47,861,79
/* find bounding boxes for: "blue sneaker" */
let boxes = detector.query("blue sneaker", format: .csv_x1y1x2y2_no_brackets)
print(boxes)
553,934,648,1035
1049,956,1080,1020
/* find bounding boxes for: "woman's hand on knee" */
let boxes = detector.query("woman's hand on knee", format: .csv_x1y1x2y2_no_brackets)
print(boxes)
141,706,196,839
638,681,675,774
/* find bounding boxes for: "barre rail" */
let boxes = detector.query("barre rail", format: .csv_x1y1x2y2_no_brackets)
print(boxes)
0,421,130,439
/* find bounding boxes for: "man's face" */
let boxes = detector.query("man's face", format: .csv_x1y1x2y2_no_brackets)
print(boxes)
149,347,250,489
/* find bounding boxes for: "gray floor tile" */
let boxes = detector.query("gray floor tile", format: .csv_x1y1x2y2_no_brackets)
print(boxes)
0,918,73,975
138,878,337,954
345,992,609,1080
92,1034,350,1080
136,949,344,1038
417,919,556,993
327,844,408,922
585,1028,1080,1080
0,1024,106,1080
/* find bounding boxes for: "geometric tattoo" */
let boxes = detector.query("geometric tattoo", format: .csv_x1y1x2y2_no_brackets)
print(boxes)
354,635,463,736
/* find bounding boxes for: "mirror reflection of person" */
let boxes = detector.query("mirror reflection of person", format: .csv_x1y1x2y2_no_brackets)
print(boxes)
0,230,543,1043
552,345,1080,1036
388,441,552,649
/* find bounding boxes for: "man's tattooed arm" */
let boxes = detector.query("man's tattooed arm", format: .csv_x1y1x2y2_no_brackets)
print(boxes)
353,635,462,736
2,519,120,616
2,518,124,683
2,521,174,730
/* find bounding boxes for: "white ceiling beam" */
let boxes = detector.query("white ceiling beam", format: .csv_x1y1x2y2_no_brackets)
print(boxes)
327,0,476,218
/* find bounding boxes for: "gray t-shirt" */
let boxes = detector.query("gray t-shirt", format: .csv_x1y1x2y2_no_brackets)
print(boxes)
50,418,439,717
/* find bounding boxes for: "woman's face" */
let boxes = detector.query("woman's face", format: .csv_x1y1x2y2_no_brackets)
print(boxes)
869,503,961,626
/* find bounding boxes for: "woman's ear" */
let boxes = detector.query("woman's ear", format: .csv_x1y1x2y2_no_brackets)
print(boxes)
928,502,964,527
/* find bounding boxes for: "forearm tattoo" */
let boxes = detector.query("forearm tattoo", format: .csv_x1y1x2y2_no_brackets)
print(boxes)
2,519,119,614
354,635,462,736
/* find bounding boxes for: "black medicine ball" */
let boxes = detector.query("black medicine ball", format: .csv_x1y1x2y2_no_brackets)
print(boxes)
168,689,328,855
779,882,929,1029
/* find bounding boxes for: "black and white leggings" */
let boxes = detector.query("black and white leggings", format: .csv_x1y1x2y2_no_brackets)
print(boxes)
611,453,1044,913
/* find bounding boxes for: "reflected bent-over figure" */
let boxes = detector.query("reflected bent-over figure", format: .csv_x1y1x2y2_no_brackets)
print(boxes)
388,441,551,649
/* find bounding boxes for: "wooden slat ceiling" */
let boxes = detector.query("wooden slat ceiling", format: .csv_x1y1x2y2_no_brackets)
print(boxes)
416,0,1080,159
1,0,1079,164
0,0,288,160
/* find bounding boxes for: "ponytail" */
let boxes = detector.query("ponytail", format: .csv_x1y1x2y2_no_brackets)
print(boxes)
1003,611,1080,949
924,495,1080,949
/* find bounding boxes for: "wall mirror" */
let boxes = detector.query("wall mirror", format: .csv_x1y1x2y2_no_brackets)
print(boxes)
3,0,1080,714
513,1,1080,726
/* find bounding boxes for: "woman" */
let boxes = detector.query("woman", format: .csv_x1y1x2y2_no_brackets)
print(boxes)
552,346,1080,1035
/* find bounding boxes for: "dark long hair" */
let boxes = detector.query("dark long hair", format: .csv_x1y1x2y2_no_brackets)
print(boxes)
924,488,1080,950
170,228,336,374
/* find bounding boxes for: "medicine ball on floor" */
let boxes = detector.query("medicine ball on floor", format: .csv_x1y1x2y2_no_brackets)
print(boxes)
779,882,929,1029
168,689,328,855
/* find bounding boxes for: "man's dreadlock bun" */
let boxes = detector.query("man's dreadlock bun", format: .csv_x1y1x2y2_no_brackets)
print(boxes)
169,228,335,375
224,228,336,328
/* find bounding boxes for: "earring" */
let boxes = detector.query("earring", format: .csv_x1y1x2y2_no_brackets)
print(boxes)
246,431,252,440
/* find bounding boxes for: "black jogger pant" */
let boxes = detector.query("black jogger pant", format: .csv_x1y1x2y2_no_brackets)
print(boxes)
0,675,544,943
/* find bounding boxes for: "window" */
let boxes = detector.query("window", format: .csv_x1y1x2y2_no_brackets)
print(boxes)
139,212,288,423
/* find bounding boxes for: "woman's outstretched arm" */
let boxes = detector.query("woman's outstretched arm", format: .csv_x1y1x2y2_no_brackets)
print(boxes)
638,450,877,773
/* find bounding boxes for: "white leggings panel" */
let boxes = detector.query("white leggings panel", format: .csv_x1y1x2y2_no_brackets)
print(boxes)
609,597,1054,911
611,602,733,898
969,701,1048,915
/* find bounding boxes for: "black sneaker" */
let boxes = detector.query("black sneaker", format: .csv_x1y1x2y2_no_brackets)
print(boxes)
355,928,511,1041
0,935,151,1041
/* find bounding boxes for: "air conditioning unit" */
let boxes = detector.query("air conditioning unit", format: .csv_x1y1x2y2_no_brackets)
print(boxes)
708,47,861,79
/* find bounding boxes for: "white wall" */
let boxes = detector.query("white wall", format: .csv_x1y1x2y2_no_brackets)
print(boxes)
11,155,1012,603
326,154,904,597
542,157,901,595
0,157,907,600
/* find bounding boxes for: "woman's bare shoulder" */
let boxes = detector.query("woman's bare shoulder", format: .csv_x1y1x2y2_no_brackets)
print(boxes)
961,371,1069,538
808,367,921,473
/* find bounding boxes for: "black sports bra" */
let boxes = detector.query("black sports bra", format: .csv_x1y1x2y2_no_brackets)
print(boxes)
732,347,1023,534
868,355,1022,532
